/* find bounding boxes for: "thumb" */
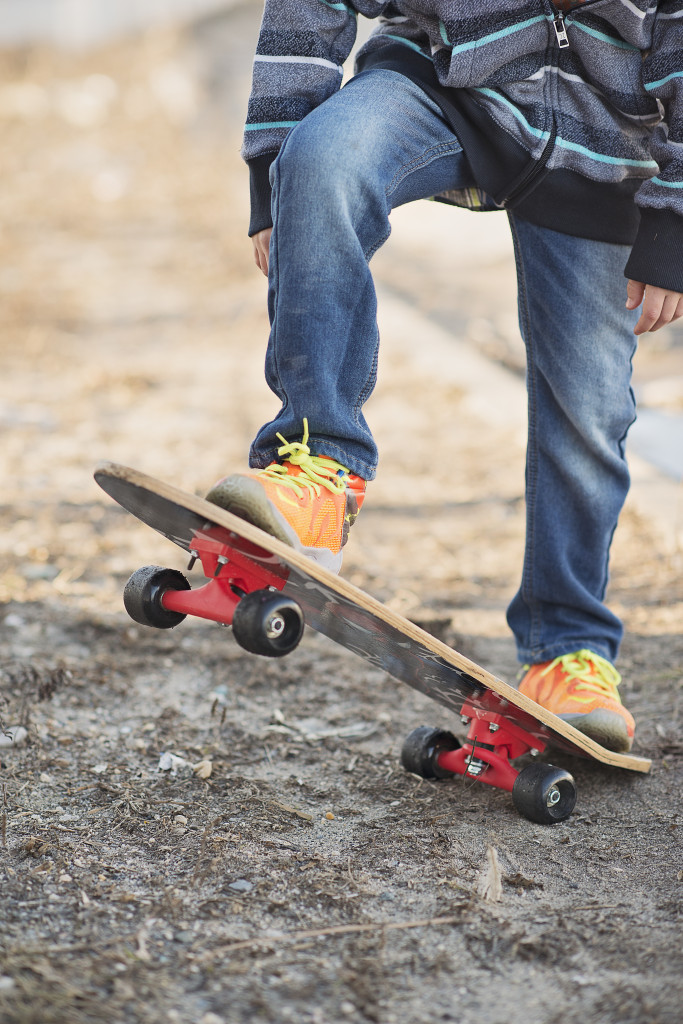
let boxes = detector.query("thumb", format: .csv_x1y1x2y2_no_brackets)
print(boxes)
626,279,645,310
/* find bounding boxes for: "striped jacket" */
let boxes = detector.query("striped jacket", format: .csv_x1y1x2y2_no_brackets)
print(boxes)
244,0,683,290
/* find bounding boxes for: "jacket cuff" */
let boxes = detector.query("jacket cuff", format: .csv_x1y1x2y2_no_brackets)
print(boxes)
625,207,683,292
248,153,277,237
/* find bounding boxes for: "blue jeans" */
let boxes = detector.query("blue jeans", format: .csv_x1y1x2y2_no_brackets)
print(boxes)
251,70,639,664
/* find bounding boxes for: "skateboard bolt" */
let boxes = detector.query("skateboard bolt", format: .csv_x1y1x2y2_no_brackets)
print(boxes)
489,723,499,733
266,614,286,639
460,715,471,725
547,786,561,807
464,756,487,777
213,554,229,578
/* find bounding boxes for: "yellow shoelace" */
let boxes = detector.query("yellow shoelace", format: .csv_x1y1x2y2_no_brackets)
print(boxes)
258,418,350,497
540,649,622,699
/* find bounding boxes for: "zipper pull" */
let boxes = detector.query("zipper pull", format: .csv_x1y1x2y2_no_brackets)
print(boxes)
553,11,570,48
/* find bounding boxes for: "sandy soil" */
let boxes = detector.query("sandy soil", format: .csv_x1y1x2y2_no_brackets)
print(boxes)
1,10,682,1024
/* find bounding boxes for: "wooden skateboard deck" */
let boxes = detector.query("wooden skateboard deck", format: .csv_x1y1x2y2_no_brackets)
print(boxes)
94,462,650,823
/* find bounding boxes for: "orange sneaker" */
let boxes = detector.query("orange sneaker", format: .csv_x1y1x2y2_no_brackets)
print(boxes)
206,419,366,574
518,649,635,753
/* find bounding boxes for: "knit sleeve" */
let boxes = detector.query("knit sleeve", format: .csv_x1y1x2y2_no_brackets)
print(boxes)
626,3,683,290
244,1,392,234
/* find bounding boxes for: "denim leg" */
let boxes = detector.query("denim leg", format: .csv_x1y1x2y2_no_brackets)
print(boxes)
250,69,475,480
506,215,639,664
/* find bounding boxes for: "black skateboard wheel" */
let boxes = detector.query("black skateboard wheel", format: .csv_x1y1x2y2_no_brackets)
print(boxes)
123,565,191,629
511,763,577,824
231,589,304,658
400,726,461,779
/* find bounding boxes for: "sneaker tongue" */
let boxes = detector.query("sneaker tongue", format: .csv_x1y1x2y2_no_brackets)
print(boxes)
274,452,346,495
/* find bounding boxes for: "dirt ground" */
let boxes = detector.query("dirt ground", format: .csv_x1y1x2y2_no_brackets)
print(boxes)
1,8,682,1024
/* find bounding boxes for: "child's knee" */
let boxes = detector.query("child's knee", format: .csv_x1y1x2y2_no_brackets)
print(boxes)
274,114,375,202
276,119,336,185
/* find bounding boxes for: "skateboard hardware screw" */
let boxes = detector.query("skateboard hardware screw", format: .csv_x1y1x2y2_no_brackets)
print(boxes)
460,715,471,725
530,748,539,757
489,723,499,733
265,614,286,640
213,554,229,578
464,755,487,777
547,786,561,807
187,549,199,570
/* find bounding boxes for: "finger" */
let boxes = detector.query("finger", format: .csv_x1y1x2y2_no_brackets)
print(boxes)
635,290,675,335
651,291,682,332
633,284,665,334
252,242,267,276
633,300,658,336
626,279,645,310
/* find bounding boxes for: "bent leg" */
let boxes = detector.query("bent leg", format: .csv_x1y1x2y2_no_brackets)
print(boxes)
506,216,639,664
250,69,476,480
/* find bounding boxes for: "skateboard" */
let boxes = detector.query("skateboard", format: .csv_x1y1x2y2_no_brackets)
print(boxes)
94,462,651,825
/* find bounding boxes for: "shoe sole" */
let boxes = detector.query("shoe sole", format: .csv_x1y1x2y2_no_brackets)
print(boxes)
559,709,633,753
205,476,343,575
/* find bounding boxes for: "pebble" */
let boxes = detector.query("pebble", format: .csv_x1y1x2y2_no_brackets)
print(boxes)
228,879,253,894
23,563,60,581
158,752,190,773
3,614,25,629
0,726,28,749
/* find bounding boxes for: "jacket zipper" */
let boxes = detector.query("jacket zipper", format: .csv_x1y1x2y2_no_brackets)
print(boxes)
553,0,611,48
553,11,570,48
501,4,568,207
501,123,557,207
502,0,622,207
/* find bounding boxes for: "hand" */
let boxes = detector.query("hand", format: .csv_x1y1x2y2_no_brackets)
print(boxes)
252,227,272,277
626,280,683,335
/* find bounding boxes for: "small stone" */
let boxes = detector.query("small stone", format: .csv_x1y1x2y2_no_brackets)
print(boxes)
228,879,253,894
3,614,25,628
192,759,212,779
158,752,190,774
174,815,188,826
325,812,335,820
0,726,27,749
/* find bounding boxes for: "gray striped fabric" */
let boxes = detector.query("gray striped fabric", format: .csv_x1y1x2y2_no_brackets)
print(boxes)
243,0,683,220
